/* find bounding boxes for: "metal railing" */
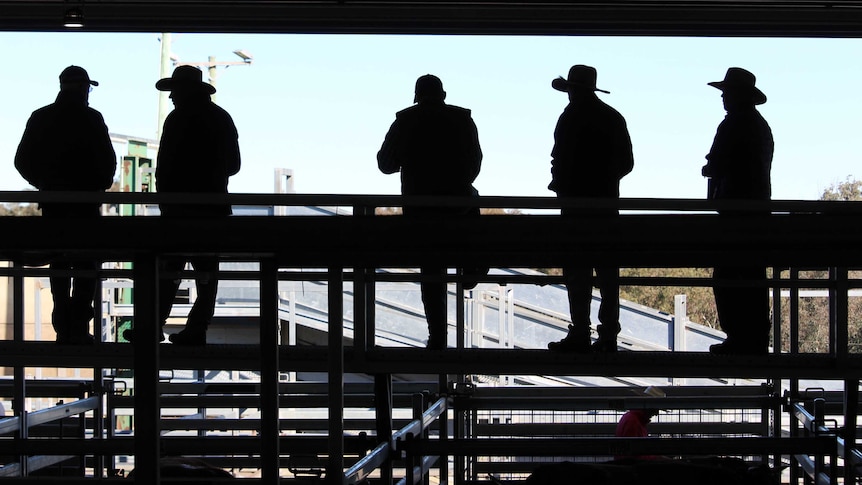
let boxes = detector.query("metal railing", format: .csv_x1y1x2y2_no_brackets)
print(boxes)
0,192,862,483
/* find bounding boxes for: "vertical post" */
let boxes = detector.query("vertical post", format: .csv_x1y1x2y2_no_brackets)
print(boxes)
260,258,280,484
132,254,160,485
327,266,344,482
207,56,217,101
672,295,687,352
18,411,28,477
12,262,26,476
506,288,515,350
831,267,849,358
845,380,859,485
409,393,426,485
439,396,449,485
496,286,505,350
354,265,367,355
374,373,393,484
770,268,782,469
354,204,372,356
15,269,26,481
454,396,465,485
157,33,172,141
94,263,105,476
93,264,106,477
771,267,781,353
457,284,466,350
812,398,826,479
789,270,800,485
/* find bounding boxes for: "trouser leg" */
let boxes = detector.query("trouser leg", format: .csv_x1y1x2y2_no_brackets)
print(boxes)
49,260,72,339
159,258,185,328
713,265,769,347
68,259,97,338
595,266,621,340
563,265,593,339
421,265,447,348
186,258,219,332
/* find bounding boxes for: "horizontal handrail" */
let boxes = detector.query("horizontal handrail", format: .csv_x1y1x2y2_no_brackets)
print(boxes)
3,265,860,290
2,213,862,271
2,190,862,213
399,436,837,457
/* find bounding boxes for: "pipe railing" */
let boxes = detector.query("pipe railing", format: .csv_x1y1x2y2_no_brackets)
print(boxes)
344,396,447,485
791,399,845,485
6,190,859,210
0,396,100,477
2,193,862,483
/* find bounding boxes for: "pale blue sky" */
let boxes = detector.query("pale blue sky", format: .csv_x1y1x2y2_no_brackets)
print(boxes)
0,32,858,201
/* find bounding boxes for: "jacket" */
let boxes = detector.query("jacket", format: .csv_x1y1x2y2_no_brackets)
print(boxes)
549,95,633,198
702,107,773,201
15,91,116,195
377,101,482,197
156,97,240,217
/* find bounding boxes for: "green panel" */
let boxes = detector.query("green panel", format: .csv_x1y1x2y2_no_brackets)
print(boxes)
128,139,148,158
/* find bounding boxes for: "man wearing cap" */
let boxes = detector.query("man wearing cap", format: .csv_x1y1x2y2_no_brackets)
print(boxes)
124,65,240,346
702,67,773,355
546,65,633,354
377,74,483,350
14,65,116,345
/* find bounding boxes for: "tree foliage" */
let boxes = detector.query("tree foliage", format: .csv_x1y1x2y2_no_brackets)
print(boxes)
0,202,40,216
821,176,862,201
619,267,718,328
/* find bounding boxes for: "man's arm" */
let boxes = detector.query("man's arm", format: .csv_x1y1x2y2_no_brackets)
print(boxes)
93,112,117,190
466,116,482,183
703,119,733,178
14,116,42,189
218,111,241,179
548,113,572,193
377,119,402,174
615,118,634,180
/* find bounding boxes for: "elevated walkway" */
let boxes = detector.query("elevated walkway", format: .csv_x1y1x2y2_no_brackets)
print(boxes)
0,193,859,484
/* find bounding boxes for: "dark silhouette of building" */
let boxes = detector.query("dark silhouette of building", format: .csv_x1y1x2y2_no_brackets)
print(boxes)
702,67,773,355
125,65,241,346
377,74,483,349
14,65,117,345
545,65,634,353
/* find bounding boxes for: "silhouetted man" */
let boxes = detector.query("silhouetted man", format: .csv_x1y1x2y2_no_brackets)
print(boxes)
546,65,633,353
702,67,773,355
378,74,483,349
125,65,240,345
15,65,116,345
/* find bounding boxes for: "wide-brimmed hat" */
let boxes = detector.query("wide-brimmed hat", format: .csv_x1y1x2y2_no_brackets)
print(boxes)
59,65,98,86
627,386,666,413
156,65,216,94
708,67,766,105
552,65,610,94
414,74,445,103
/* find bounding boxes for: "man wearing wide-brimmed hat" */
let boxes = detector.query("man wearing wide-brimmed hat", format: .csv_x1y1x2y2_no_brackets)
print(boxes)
15,65,117,345
702,67,773,355
124,65,240,346
546,65,634,354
